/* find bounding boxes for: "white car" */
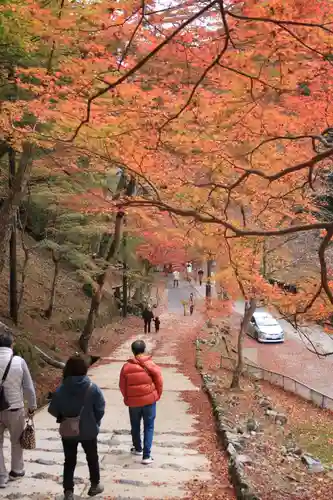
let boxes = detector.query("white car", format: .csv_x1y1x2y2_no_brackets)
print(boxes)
248,312,284,343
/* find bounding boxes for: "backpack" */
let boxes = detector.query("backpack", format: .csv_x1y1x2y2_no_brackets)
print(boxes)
0,355,13,411
59,383,92,438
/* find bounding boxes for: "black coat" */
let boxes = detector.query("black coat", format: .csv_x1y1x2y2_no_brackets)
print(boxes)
142,309,154,321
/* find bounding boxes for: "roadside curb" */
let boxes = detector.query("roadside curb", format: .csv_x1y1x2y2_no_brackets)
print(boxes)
195,339,260,500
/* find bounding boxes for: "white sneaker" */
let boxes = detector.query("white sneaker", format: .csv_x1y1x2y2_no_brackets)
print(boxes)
142,457,154,465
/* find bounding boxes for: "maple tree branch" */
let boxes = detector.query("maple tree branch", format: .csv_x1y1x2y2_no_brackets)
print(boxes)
193,145,331,197
157,1,233,135
247,135,325,161
278,23,331,60
226,10,333,34
121,198,333,237
157,36,230,135
70,0,218,141
218,63,286,94
263,235,299,256
117,1,146,70
145,0,194,16
218,0,235,48
46,0,65,74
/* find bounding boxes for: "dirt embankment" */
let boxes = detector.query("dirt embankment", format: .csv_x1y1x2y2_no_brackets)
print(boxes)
197,319,333,500
0,234,145,405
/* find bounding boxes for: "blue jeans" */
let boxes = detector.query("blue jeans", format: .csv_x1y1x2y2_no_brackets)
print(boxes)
129,403,156,459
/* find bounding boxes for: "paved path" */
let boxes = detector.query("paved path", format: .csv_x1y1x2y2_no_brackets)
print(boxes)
3,315,213,498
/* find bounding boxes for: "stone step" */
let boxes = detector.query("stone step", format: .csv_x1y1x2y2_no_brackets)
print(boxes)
100,467,211,484
83,480,184,499
110,444,199,457
103,449,210,471
111,431,198,446
1,476,84,498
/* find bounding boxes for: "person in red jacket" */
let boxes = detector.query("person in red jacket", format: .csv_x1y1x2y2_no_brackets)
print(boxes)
119,340,163,465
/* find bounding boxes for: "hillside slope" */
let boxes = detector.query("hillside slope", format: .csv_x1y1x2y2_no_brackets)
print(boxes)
0,233,128,404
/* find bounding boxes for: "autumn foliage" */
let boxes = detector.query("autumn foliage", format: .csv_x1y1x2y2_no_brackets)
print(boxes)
1,0,333,326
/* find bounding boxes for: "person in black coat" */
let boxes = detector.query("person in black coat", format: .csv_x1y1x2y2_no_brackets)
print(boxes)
142,307,154,333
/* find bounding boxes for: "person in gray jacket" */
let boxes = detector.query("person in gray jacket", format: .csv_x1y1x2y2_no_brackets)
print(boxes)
0,322,37,488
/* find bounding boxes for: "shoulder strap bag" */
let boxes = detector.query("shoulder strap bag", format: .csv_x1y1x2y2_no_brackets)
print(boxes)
59,382,92,438
138,360,154,383
0,355,13,411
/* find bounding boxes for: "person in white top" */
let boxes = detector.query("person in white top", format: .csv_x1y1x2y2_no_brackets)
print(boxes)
0,323,37,488
173,270,180,288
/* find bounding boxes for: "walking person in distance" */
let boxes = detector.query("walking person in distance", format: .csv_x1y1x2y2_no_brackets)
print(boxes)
0,323,37,489
173,270,180,287
197,269,204,286
119,340,163,464
189,293,195,315
48,355,105,500
142,306,154,333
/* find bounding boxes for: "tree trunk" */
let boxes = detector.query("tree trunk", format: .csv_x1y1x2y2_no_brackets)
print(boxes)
79,283,103,353
206,258,213,300
45,250,60,319
261,239,267,278
8,149,18,324
18,233,30,309
34,345,65,369
79,210,125,352
0,143,33,275
9,218,18,324
230,298,257,389
122,231,128,318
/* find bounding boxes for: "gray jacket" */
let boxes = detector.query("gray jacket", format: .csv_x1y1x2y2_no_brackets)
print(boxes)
0,347,37,410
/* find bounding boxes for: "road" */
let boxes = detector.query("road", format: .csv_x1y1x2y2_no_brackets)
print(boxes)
166,278,207,314
234,300,333,399
166,276,333,399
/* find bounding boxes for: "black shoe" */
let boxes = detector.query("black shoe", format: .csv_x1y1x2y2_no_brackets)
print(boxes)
131,447,142,456
88,483,104,496
9,471,25,481
64,491,74,500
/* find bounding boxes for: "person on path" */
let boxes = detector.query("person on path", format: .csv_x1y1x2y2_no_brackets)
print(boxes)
198,269,204,286
189,293,195,316
154,316,160,333
48,356,105,500
0,323,37,489
173,270,180,287
185,262,192,282
142,306,154,333
119,340,163,465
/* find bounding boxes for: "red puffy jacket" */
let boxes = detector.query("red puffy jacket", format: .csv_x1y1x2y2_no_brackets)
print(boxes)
119,355,163,407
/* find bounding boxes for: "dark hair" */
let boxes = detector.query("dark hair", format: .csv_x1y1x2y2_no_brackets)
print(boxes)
63,355,88,379
0,322,13,348
131,340,146,356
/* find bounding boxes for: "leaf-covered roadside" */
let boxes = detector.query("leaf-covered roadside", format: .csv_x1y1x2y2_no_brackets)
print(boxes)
197,319,333,500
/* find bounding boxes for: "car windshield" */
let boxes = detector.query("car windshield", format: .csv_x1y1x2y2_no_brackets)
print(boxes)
256,316,278,327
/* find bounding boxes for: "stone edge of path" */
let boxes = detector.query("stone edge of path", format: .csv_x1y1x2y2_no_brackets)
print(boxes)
195,340,260,500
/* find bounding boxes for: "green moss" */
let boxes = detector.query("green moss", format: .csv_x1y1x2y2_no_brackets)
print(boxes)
13,337,40,376
293,423,333,464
